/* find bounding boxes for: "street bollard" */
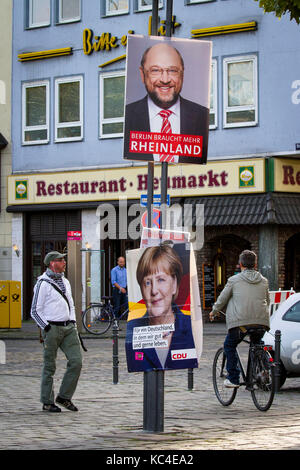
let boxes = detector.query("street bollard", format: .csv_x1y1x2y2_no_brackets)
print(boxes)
188,368,194,391
112,319,119,384
274,329,281,393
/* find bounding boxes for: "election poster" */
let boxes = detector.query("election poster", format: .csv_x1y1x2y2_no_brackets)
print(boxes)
125,233,202,372
123,34,212,165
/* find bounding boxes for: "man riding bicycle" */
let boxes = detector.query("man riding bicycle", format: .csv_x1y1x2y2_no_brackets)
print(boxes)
209,250,270,388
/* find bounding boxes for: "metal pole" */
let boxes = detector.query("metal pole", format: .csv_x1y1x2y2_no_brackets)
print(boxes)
112,319,119,384
188,368,194,391
85,248,91,308
147,0,159,229
67,238,82,333
160,0,173,215
147,163,154,230
165,0,173,37
162,0,192,392
143,0,165,434
274,329,281,392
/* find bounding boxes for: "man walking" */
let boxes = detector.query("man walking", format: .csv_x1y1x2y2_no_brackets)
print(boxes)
209,250,270,388
31,251,82,412
111,256,128,318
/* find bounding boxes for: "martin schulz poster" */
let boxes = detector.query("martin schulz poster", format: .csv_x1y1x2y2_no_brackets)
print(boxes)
123,34,212,165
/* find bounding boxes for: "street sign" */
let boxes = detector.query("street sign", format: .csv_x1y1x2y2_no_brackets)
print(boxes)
67,230,82,240
140,194,170,207
141,208,161,229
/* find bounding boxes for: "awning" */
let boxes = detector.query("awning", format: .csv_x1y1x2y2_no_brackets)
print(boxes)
187,192,300,226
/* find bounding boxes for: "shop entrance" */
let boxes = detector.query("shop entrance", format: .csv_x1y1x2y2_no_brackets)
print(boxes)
285,233,300,292
23,210,81,319
208,234,251,303
102,238,140,297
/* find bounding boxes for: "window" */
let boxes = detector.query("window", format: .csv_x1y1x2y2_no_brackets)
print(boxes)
58,0,81,23
223,55,258,128
99,71,125,138
22,81,49,145
105,0,129,15
136,0,163,11
209,58,218,129
186,0,214,4
28,0,50,28
55,76,83,142
283,301,300,323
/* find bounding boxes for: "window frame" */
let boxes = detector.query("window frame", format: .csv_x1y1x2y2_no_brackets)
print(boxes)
283,301,300,323
54,75,84,143
186,0,215,4
57,0,81,24
136,0,163,12
209,58,218,130
223,54,258,128
27,0,51,28
105,0,129,16
99,70,125,139
22,80,50,146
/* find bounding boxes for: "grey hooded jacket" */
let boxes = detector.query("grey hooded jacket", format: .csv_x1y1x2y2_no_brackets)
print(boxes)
212,269,270,330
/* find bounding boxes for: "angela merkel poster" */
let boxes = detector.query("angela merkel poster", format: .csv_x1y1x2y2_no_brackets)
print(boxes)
125,238,202,372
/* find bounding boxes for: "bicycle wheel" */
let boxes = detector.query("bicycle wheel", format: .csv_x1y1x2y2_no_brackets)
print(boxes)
82,304,112,335
213,347,237,406
250,348,275,411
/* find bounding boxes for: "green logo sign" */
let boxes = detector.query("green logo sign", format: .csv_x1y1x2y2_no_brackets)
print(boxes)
15,180,28,199
239,166,255,187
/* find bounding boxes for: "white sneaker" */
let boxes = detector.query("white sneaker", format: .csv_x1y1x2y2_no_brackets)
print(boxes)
224,379,239,388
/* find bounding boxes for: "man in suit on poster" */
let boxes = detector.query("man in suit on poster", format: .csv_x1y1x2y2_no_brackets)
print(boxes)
124,41,209,164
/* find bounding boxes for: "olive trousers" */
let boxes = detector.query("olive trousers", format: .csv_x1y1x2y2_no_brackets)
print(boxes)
41,323,82,405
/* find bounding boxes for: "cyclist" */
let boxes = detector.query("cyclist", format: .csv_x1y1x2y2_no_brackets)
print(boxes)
209,250,270,388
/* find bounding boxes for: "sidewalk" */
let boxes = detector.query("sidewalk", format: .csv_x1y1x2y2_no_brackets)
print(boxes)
1,320,300,451
0,318,227,340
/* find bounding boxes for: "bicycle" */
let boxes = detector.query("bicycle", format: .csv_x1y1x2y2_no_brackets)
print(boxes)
82,296,129,335
212,327,275,412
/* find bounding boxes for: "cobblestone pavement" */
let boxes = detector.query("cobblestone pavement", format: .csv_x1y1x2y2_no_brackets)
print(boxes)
1,322,300,451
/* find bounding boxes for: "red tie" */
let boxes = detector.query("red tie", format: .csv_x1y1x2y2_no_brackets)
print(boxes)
159,110,174,163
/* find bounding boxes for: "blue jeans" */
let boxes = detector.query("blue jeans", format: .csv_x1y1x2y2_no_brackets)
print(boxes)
224,327,247,385
112,287,128,318
224,327,265,384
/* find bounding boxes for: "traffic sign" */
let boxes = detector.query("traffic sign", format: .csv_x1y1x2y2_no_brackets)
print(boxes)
141,208,161,229
140,194,170,207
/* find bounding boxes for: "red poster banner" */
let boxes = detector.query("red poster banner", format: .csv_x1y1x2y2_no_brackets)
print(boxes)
130,131,203,159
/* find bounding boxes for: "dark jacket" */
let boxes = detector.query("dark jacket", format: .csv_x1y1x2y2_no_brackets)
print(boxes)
123,95,209,164
125,304,198,372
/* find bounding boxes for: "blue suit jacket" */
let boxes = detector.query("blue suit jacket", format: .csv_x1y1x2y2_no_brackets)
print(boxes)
125,304,198,372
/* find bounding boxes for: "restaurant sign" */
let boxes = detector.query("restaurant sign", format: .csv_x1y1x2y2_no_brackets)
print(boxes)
7,159,265,206
273,158,300,193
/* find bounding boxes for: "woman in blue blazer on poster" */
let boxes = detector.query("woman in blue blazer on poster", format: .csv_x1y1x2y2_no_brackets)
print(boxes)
125,244,198,372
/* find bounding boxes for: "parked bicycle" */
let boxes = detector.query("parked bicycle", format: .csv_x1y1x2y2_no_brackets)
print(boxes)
82,296,129,335
212,327,275,411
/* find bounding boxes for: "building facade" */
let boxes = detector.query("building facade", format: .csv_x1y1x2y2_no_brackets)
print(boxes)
9,0,300,320
0,0,12,281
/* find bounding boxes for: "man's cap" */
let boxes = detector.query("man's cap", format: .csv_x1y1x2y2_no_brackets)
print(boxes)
44,251,66,266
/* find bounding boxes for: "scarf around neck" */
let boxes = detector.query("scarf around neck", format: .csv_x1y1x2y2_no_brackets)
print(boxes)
46,268,66,293
46,268,64,279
